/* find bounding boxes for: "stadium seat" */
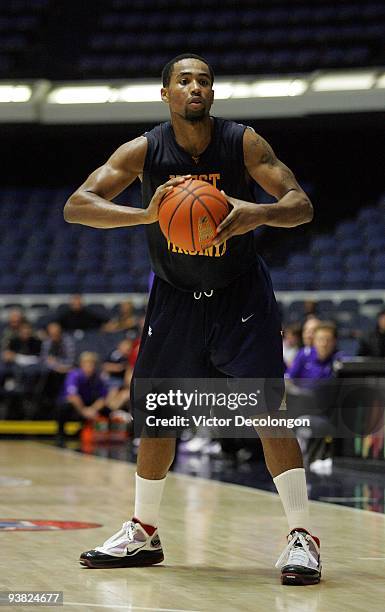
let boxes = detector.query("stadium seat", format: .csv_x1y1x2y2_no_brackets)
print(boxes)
365,235,385,253
316,299,336,316
0,274,19,293
372,254,385,271
371,270,385,289
76,258,103,274
289,270,314,290
337,237,363,255
109,273,136,292
357,207,382,224
287,253,314,272
317,270,344,290
22,274,50,293
335,220,359,238
80,274,108,293
363,223,384,240
316,255,341,271
343,270,370,289
51,273,80,293
344,254,370,270
337,299,359,313
310,236,335,256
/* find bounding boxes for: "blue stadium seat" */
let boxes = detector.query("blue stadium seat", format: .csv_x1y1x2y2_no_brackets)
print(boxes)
51,273,80,293
344,254,370,270
289,271,314,290
80,274,108,293
104,259,130,274
337,299,359,313
76,258,103,274
372,270,385,289
46,258,74,274
0,274,19,293
109,273,136,292
372,254,385,271
286,300,305,320
335,220,359,239
363,223,384,240
364,298,384,307
316,299,336,316
316,255,341,271
365,235,385,253
310,236,335,255
22,275,50,293
317,270,343,290
17,258,46,275
338,338,359,356
287,253,314,272
337,237,363,254
357,207,382,224
343,270,370,289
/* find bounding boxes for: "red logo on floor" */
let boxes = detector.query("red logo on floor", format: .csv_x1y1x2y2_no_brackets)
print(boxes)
0,520,102,531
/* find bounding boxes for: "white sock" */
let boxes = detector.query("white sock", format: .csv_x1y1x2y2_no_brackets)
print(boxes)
134,473,166,528
273,467,311,533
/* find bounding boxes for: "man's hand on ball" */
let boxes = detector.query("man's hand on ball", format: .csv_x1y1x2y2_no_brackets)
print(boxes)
144,175,191,224
212,192,267,245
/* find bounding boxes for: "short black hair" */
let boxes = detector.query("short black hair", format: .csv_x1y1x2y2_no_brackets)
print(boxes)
161,53,214,87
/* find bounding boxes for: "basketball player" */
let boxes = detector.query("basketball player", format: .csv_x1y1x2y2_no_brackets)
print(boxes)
64,54,321,585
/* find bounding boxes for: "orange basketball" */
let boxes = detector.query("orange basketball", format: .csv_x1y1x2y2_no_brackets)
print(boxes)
158,179,230,252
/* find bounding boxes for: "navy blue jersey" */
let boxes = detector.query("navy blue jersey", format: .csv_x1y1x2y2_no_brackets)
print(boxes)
142,117,258,291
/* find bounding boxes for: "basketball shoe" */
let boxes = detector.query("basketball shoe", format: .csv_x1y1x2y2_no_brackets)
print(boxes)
275,529,321,585
79,519,164,568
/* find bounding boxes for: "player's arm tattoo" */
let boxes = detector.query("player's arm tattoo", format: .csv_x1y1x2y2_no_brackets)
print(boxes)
245,128,300,194
251,133,277,166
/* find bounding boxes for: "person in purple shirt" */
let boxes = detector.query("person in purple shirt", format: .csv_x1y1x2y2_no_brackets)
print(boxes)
57,351,108,436
284,316,320,372
286,322,343,388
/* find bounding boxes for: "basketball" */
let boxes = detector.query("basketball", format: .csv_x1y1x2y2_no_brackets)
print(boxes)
158,178,230,251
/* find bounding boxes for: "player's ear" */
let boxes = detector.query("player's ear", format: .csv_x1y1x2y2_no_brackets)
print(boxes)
161,87,169,104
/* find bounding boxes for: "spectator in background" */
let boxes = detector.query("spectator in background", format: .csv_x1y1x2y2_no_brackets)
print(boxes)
57,351,108,436
301,316,321,350
103,339,133,387
286,322,343,474
2,322,42,369
282,323,302,368
103,339,133,411
41,322,75,372
39,322,75,407
286,322,343,388
286,316,320,373
103,300,138,333
1,308,27,350
1,322,42,415
56,294,107,332
358,309,385,358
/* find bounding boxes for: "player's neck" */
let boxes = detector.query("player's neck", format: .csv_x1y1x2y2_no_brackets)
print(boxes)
171,115,213,159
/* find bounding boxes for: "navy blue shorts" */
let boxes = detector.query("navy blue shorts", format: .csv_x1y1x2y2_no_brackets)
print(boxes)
133,256,284,380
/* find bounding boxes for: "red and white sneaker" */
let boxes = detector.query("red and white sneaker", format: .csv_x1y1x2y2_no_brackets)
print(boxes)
79,519,164,568
275,529,321,585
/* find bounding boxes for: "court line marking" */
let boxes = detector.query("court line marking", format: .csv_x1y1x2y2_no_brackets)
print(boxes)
358,557,385,561
25,441,385,519
64,604,201,611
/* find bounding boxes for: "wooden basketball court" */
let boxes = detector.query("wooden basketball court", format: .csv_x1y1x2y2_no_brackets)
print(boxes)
1,440,385,612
